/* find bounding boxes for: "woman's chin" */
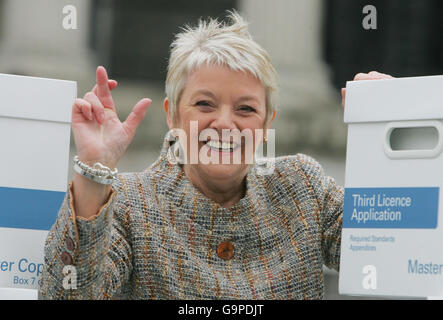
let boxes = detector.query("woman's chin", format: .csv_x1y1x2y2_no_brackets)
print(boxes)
198,162,247,180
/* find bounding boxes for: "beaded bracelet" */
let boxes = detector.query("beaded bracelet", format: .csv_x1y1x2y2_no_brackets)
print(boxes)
73,155,118,185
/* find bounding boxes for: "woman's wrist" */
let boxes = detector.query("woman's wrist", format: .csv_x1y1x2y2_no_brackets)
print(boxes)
73,156,118,185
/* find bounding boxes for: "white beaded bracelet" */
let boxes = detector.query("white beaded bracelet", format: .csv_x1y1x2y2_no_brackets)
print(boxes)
73,156,118,185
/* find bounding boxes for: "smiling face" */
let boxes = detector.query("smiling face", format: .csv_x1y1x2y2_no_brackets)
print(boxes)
164,64,273,184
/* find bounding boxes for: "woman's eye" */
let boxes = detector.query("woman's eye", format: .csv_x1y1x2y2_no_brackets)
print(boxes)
239,105,256,112
196,100,212,107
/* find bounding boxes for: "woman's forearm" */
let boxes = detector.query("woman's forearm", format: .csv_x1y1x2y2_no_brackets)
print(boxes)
40,176,128,299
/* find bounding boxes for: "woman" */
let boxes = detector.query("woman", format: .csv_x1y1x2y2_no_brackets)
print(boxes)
39,12,392,299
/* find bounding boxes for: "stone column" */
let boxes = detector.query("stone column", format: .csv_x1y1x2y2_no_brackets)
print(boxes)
0,0,95,89
239,0,346,154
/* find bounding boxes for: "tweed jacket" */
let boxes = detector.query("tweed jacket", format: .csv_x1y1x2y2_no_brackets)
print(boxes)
39,137,343,300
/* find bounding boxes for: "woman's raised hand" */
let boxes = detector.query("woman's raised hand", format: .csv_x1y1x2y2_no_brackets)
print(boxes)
341,71,394,109
72,66,152,169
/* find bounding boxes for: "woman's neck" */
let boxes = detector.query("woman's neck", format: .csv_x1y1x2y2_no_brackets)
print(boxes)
183,165,247,209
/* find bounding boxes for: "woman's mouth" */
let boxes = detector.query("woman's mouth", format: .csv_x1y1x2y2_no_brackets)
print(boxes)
204,140,240,152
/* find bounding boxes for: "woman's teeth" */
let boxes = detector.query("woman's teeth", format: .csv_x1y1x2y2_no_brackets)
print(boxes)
205,140,237,151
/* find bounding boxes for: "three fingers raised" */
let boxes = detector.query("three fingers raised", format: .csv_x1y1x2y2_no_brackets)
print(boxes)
74,67,117,123
74,66,152,129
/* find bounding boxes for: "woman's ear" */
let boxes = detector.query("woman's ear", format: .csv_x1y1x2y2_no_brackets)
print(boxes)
266,109,276,130
163,97,173,130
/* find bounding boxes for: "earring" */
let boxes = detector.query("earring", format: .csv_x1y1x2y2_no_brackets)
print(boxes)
166,129,177,164
165,129,177,144
167,142,177,165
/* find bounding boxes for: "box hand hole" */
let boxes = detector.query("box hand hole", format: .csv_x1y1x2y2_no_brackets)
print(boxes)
389,127,438,151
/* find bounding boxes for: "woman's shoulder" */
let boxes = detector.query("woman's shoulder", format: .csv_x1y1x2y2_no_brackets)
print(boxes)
276,153,324,170
277,153,343,198
257,153,341,197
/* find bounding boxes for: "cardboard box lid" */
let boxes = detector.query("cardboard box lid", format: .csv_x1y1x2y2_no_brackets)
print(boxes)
0,73,76,123
344,75,443,124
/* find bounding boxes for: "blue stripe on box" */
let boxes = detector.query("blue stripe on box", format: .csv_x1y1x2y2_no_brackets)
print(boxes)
343,187,439,229
0,186,66,231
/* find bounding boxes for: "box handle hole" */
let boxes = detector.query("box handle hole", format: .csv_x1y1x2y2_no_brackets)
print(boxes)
384,121,443,159
389,127,439,151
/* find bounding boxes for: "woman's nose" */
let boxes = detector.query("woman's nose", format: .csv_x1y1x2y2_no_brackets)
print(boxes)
209,107,236,131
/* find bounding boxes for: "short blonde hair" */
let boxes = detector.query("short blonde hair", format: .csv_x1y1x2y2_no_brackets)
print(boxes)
165,10,278,125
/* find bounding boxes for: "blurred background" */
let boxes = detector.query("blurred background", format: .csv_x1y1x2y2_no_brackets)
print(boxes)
0,0,441,299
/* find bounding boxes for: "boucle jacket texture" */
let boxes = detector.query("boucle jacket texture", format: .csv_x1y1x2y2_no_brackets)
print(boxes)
39,136,343,299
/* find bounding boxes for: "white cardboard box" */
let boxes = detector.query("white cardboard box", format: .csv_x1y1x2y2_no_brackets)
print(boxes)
339,75,443,298
0,73,75,299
